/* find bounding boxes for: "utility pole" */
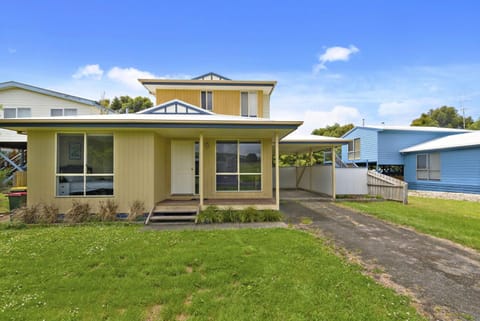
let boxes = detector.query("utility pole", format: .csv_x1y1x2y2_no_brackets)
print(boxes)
460,97,471,129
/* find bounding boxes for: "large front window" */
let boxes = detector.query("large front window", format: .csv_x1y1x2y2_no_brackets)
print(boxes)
216,141,261,191
348,138,360,160
416,153,440,180
56,133,114,196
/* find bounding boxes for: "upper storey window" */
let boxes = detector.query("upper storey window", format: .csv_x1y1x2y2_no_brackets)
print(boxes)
201,91,213,111
241,92,257,117
4,107,31,118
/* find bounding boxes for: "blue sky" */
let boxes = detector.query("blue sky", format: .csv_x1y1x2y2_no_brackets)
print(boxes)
1,0,480,133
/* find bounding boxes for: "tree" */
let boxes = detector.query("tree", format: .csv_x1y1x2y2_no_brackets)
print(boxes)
411,106,473,129
103,96,153,113
311,123,354,137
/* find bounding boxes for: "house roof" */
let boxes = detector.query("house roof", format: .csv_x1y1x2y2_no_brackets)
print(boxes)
280,134,350,154
342,125,470,137
0,81,109,111
400,131,480,153
0,102,303,139
0,129,26,148
191,72,231,81
139,76,277,96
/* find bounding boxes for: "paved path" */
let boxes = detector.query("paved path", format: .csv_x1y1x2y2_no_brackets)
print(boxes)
281,201,480,321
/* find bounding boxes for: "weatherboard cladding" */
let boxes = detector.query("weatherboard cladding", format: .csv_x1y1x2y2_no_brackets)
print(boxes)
377,131,459,165
341,127,378,163
404,148,480,193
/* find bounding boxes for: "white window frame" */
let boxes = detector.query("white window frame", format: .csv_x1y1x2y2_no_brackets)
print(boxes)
240,92,258,117
215,140,263,192
3,107,31,118
200,91,213,111
55,132,115,197
416,153,440,181
51,108,78,117
348,138,361,160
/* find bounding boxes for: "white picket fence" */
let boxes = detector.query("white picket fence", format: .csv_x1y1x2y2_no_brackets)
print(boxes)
367,170,408,204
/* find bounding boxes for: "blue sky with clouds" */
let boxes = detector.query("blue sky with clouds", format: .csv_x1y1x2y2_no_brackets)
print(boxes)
1,0,480,133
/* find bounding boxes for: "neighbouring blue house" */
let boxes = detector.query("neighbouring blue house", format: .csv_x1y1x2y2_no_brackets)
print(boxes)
401,131,480,194
341,126,469,177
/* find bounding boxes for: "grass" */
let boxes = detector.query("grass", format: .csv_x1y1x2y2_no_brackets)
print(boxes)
0,225,424,321
342,196,480,251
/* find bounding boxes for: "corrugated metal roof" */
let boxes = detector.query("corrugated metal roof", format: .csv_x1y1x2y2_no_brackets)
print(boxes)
400,131,480,153
0,81,111,112
342,125,470,137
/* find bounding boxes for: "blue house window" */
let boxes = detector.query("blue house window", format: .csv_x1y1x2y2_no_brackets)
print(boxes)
348,138,360,160
416,153,440,181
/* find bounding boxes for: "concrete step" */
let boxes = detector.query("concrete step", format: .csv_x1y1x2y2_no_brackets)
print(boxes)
149,215,196,221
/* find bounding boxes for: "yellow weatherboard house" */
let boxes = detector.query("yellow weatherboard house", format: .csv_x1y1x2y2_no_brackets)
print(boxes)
0,72,348,219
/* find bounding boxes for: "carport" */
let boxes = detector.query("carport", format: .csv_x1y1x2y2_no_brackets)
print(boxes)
277,134,351,201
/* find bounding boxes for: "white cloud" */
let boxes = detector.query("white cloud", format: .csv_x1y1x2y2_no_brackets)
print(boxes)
107,66,157,90
314,45,359,73
378,98,440,116
72,64,104,80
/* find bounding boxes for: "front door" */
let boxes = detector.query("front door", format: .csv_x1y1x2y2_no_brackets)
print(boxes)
171,140,195,194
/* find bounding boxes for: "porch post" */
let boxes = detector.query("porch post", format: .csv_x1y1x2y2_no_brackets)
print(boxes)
309,147,313,191
275,133,280,210
199,134,204,208
331,146,336,201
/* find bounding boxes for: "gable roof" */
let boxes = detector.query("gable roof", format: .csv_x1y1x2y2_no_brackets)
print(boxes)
139,76,276,95
400,131,480,153
191,72,231,81
138,99,214,115
342,125,470,137
0,81,108,111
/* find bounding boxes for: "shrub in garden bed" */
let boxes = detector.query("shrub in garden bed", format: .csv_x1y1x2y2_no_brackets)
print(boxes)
197,206,283,224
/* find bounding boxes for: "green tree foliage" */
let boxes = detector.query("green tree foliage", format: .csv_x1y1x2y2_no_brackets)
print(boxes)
104,96,153,113
311,123,354,138
411,106,473,129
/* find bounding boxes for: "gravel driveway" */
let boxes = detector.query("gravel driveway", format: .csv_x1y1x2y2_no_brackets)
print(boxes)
281,200,480,321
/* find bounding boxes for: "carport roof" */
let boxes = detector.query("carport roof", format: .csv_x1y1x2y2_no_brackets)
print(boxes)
279,134,350,154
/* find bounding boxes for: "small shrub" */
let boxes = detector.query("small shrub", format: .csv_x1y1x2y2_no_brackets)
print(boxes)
263,210,283,222
197,206,223,224
12,205,39,224
65,200,92,223
128,200,145,222
98,199,118,221
39,203,59,224
222,207,237,223
239,206,259,223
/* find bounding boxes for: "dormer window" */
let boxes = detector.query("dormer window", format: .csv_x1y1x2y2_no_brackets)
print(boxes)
201,91,213,111
241,92,257,117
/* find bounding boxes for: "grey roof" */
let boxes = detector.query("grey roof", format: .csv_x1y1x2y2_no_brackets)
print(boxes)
342,125,470,137
191,72,231,80
0,81,111,112
400,131,480,153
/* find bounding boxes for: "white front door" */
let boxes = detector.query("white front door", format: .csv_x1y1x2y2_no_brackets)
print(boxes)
171,140,195,194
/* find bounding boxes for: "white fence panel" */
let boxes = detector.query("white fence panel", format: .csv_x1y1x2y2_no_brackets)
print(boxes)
336,167,368,194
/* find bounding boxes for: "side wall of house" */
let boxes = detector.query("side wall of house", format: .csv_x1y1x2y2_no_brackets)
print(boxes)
155,89,264,117
404,148,480,194
377,131,461,165
0,88,101,117
341,128,378,164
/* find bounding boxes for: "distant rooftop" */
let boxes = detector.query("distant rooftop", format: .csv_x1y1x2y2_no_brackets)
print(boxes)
401,131,480,153
191,72,231,81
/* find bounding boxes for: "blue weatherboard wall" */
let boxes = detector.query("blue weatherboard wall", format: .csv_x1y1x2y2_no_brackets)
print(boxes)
404,148,480,194
342,127,378,164
377,131,458,165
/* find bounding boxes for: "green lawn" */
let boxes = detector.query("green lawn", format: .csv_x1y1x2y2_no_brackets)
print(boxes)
0,225,423,321
342,196,480,251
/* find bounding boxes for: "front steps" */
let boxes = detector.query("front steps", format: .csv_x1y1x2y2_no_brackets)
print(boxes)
145,204,199,225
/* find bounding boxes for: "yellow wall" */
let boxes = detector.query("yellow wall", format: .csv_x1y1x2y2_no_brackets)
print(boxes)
26,130,274,214
155,89,264,117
